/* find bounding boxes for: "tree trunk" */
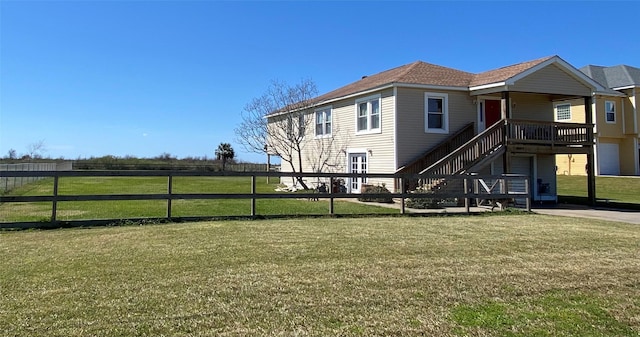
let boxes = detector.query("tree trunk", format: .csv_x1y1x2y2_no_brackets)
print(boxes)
296,150,309,190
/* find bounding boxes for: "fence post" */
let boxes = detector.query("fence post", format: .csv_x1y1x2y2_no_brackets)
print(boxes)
251,175,256,217
524,176,531,212
400,177,405,214
464,177,469,213
51,175,59,223
329,177,334,215
167,174,173,219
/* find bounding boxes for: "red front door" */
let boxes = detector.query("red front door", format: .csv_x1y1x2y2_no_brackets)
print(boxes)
485,100,501,128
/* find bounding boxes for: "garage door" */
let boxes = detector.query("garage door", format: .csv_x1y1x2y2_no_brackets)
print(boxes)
598,143,620,175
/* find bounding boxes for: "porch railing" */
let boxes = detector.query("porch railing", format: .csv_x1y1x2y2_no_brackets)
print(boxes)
506,119,593,146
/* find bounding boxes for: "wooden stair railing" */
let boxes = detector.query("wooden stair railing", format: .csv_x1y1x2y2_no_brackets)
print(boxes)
395,122,474,190
420,120,506,176
396,122,474,175
414,120,506,193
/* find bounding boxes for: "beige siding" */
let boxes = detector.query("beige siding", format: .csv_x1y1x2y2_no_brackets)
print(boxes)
620,137,637,175
282,88,397,187
509,93,554,122
594,95,625,138
555,153,587,176
511,64,592,96
395,87,475,168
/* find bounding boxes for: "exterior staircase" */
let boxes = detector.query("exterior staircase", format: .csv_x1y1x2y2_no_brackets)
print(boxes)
396,120,507,193
395,122,474,190
418,121,506,194
420,120,505,176
396,118,592,193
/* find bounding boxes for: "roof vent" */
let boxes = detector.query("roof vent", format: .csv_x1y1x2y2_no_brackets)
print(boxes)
361,75,368,79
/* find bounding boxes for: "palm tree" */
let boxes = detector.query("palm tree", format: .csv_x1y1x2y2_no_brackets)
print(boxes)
215,143,235,171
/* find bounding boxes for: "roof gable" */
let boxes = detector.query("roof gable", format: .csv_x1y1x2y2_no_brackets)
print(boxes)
469,56,554,87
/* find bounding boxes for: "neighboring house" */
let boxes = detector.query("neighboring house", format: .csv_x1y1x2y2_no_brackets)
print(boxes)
555,65,640,176
269,56,604,203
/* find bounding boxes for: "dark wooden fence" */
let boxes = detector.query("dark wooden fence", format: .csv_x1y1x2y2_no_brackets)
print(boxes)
0,170,530,228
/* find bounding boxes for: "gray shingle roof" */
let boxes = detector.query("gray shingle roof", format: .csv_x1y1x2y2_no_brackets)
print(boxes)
580,64,640,89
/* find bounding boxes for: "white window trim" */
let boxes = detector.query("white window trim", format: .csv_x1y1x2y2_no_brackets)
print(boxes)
314,106,332,138
555,103,571,121
605,100,616,124
425,92,449,134
354,94,382,135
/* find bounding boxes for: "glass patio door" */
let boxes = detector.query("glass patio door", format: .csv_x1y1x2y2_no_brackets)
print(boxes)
349,153,367,193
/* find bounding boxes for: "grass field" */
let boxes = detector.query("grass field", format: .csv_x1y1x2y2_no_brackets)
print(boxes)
556,175,640,204
0,176,397,223
1,215,638,336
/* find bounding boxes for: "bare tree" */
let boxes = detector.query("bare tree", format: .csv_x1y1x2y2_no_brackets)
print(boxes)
6,149,17,160
26,140,47,159
235,79,318,189
305,123,349,175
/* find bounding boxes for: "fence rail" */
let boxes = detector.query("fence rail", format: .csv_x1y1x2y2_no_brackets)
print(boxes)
0,162,72,194
0,170,530,227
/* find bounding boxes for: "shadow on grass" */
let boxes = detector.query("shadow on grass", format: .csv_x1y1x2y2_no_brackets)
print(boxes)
558,195,640,211
0,208,534,230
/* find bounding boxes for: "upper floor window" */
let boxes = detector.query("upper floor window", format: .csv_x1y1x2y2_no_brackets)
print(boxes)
425,92,449,134
315,107,332,137
356,95,381,133
287,113,305,140
556,104,571,121
605,101,616,123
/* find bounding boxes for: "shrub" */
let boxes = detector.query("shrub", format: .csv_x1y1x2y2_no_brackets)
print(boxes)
405,186,457,209
358,184,394,203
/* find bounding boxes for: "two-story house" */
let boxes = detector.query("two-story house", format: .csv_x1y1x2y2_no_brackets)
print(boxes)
268,56,604,203
555,65,639,176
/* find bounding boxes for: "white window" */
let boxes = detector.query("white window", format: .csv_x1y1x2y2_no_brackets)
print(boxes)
605,101,616,123
556,103,571,121
315,107,332,137
425,92,449,134
355,95,381,133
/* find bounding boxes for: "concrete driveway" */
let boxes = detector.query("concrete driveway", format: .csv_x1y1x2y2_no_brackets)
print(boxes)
533,204,640,224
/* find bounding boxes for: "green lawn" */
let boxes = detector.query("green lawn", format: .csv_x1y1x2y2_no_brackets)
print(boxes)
1,215,639,336
557,175,640,204
0,176,396,222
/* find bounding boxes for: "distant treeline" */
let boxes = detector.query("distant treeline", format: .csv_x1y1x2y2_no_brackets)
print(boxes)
0,155,278,172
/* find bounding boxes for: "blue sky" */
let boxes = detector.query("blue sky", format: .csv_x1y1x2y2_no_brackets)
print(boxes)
1,1,638,163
